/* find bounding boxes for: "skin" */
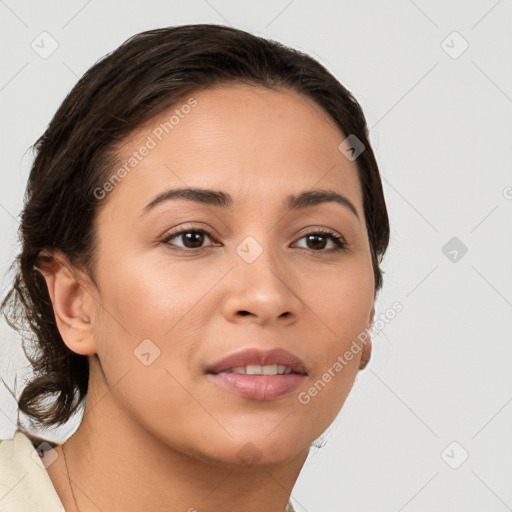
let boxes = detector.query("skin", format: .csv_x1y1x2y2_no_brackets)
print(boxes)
38,84,375,512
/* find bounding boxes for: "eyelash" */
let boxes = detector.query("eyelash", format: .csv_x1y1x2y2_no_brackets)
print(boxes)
160,226,347,253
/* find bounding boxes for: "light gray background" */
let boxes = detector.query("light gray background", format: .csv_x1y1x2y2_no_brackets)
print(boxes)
1,1,511,511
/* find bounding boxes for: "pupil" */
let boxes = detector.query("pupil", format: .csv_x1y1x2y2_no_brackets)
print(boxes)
307,234,326,250
184,231,204,248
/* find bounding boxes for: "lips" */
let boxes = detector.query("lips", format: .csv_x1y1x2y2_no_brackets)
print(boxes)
206,348,308,375
206,347,308,401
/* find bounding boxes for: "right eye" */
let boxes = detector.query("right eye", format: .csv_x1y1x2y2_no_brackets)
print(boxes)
161,228,219,251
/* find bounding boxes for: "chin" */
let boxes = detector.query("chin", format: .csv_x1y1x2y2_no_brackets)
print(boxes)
196,433,310,469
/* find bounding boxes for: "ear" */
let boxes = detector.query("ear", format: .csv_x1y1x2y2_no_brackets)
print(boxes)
34,250,97,356
359,304,374,370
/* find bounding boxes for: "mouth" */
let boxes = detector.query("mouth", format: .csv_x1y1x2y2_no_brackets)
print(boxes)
214,364,305,376
205,347,308,401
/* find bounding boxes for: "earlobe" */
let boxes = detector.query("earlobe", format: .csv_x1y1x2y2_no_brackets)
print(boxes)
359,304,375,370
359,336,372,369
35,250,97,355
368,304,375,330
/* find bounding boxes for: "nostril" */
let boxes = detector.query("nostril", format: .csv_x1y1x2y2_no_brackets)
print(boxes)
238,311,251,316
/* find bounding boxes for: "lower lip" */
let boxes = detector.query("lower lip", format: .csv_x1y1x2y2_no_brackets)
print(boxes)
207,373,306,401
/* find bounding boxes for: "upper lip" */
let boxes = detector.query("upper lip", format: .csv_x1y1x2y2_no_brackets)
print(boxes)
206,348,308,375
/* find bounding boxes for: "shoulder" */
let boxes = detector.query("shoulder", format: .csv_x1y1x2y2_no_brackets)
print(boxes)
0,430,65,511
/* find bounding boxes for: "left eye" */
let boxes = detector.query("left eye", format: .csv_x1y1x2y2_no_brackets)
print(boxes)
293,231,346,251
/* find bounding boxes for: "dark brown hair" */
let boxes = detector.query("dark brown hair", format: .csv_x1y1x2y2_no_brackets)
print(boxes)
1,24,390,429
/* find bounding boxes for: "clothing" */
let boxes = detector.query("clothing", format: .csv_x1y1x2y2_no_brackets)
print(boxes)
285,500,296,512
1,430,296,512
0,430,64,511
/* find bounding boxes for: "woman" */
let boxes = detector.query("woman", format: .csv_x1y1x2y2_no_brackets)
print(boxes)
0,24,389,511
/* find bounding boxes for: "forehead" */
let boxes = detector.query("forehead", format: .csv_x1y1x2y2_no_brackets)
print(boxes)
102,84,363,217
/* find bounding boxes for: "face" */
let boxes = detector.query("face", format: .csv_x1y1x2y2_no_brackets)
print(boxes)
81,84,375,466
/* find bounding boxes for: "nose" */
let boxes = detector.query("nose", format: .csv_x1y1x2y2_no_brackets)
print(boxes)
221,244,302,326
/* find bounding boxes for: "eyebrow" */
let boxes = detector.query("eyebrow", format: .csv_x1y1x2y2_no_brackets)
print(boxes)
141,187,360,221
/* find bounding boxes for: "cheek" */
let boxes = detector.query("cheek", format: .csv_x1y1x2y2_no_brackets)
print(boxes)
295,261,373,415
88,264,201,424
296,276,371,427
301,259,374,340
90,252,224,396
96,250,219,336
